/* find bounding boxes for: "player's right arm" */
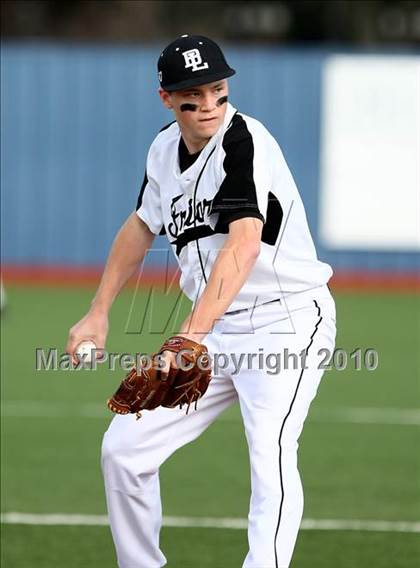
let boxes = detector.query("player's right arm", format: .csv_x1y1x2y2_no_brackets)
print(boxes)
66,212,155,361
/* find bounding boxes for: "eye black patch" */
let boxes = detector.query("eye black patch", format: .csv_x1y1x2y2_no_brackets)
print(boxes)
180,103,199,112
180,95,228,112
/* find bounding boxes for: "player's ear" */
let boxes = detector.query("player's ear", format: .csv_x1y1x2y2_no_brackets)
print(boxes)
159,88,173,110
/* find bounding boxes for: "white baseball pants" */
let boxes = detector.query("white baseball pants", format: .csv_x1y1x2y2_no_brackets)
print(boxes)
101,286,336,568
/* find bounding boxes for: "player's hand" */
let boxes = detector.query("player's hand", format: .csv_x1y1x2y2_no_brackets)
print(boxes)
66,309,109,364
158,333,197,378
159,350,178,378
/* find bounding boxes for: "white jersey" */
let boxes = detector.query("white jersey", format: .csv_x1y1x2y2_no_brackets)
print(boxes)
136,102,332,312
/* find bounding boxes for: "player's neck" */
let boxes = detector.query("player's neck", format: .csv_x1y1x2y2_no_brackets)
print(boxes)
180,132,210,155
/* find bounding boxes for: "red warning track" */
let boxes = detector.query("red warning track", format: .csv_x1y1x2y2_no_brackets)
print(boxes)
0,265,179,290
1,265,419,293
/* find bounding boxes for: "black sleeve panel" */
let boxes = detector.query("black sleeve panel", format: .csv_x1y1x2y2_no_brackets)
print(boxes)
211,114,264,216
135,169,166,235
215,209,265,232
136,170,148,211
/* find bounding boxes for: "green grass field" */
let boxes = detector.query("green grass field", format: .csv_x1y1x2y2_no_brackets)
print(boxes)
1,285,419,567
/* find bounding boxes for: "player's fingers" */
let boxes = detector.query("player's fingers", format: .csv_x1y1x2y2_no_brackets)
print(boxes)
65,333,80,363
66,333,104,364
163,350,179,368
157,351,177,379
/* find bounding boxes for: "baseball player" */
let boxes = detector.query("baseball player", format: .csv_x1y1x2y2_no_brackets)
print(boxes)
67,35,336,568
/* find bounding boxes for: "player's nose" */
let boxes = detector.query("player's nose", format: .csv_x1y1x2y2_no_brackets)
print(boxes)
200,92,216,112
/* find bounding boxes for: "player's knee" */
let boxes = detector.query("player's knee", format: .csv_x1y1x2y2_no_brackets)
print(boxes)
101,432,160,477
101,432,131,469
101,436,138,490
101,436,115,470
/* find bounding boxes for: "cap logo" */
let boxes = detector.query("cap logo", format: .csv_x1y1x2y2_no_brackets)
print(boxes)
182,49,209,72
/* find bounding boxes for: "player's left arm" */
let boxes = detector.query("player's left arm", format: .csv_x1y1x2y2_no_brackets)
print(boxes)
179,217,263,341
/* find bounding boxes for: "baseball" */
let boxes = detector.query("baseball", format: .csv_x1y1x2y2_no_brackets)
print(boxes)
75,340,97,364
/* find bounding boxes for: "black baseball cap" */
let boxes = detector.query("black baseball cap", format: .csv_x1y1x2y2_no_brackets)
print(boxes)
158,34,236,92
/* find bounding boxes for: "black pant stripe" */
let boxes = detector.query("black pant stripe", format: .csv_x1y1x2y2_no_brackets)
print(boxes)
274,300,323,567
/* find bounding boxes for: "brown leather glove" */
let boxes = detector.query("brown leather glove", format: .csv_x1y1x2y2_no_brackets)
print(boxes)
107,336,212,419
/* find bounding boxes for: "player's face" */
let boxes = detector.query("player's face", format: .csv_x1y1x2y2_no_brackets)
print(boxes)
160,80,229,145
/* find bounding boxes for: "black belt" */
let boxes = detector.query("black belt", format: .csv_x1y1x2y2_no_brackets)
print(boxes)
225,298,281,316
